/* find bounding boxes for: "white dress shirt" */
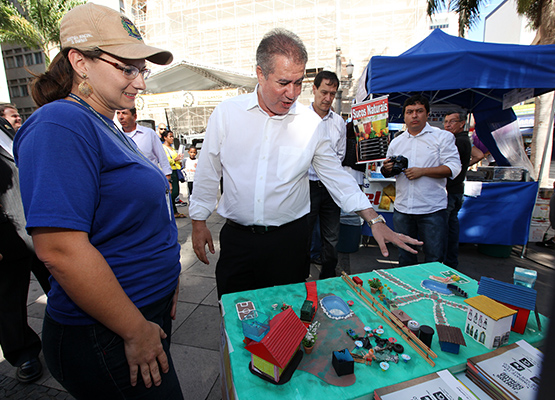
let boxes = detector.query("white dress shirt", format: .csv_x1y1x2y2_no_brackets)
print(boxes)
307,104,346,181
386,123,462,215
0,128,13,157
124,124,172,176
189,88,370,226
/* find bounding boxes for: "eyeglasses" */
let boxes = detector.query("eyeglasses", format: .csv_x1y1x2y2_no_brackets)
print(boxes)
97,57,151,80
444,119,462,125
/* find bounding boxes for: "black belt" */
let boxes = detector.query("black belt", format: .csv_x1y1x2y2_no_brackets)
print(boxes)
226,218,297,234
310,180,325,188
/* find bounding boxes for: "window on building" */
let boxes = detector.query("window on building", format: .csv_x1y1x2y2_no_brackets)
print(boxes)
5,57,15,69
9,86,20,98
306,68,323,78
25,53,34,65
34,52,43,64
15,55,24,67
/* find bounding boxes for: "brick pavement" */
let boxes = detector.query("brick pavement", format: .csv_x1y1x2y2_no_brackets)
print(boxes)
0,374,74,399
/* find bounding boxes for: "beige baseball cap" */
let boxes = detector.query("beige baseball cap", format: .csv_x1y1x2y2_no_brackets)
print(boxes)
60,3,173,65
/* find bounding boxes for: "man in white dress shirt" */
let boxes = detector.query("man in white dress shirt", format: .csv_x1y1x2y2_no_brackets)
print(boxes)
190,29,421,297
381,95,461,267
307,71,346,279
116,108,172,179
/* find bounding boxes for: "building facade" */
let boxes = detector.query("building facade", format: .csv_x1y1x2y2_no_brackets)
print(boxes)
1,43,46,120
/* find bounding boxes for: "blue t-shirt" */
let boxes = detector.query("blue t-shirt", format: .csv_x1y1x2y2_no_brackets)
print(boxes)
14,100,181,325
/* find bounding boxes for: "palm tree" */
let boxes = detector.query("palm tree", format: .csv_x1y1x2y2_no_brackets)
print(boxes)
427,0,555,186
0,0,83,64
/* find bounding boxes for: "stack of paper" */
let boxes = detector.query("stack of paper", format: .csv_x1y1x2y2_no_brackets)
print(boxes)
466,340,543,400
374,369,478,400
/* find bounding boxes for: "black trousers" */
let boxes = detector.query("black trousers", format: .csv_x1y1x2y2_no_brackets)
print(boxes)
307,180,341,279
215,216,310,298
0,219,50,367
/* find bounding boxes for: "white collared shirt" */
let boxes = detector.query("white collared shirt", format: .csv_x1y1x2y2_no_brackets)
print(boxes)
189,88,370,226
0,129,13,157
124,124,172,176
386,123,462,214
307,104,346,181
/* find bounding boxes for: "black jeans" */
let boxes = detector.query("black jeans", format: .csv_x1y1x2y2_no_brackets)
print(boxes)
170,170,180,214
42,291,183,400
0,220,43,367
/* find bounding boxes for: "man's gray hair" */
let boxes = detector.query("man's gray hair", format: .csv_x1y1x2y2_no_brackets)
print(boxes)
256,28,308,77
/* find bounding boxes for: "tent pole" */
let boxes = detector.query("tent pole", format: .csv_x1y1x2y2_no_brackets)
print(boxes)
536,93,555,186
523,93,555,257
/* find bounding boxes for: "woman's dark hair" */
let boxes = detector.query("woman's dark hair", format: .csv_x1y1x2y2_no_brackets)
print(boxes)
31,48,102,107
161,130,171,141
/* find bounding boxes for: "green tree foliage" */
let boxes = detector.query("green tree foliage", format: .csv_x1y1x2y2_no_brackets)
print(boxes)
0,0,83,64
427,0,481,37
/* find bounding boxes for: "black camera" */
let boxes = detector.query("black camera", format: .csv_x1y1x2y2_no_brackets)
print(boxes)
390,155,408,175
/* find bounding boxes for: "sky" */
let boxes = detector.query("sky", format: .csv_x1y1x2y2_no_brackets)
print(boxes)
467,0,506,41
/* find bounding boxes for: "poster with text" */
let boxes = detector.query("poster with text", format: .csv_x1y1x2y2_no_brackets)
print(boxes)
352,96,390,163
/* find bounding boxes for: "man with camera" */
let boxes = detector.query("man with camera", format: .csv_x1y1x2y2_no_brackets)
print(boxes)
381,95,461,267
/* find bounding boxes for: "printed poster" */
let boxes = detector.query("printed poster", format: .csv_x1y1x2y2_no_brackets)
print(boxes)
352,96,390,163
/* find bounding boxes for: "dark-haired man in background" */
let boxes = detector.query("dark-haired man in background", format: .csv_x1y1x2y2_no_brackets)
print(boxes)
117,108,172,180
381,95,461,267
443,111,471,269
307,70,346,279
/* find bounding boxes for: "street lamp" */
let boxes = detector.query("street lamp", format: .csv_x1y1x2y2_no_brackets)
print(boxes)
334,49,355,116
346,60,354,79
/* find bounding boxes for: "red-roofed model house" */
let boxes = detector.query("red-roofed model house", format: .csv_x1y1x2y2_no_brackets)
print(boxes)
244,307,307,383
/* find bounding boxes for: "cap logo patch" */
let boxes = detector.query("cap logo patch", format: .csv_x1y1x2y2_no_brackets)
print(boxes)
121,17,142,41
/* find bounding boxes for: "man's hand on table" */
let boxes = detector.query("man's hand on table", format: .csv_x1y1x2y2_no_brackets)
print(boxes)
192,220,215,264
357,208,422,257
370,221,422,257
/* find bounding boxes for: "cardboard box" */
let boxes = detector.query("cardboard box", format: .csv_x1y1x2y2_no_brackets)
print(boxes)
529,222,549,242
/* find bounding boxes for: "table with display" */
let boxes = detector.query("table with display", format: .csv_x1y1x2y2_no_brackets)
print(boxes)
362,181,538,246
219,262,546,399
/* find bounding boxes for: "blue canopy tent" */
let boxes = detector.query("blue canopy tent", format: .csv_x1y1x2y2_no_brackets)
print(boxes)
361,29,555,246
364,29,555,166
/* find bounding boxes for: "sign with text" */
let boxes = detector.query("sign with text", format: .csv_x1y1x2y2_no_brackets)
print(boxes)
352,96,390,163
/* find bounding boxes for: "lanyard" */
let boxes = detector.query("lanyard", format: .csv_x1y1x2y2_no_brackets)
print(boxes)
68,94,173,219
68,93,146,158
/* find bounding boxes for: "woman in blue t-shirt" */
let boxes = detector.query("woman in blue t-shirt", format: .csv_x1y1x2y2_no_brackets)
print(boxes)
13,4,183,399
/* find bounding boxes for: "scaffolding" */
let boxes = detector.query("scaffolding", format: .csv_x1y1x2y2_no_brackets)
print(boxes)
125,0,435,129
127,0,430,77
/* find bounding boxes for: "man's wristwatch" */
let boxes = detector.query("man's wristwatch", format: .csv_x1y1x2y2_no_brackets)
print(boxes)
368,215,386,226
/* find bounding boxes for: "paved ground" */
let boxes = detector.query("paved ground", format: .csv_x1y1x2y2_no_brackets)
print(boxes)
1,202,554,399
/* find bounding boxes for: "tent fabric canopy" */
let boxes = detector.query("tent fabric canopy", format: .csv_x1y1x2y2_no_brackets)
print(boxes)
146,59,258,93
367,29,555,96
364,29,555,166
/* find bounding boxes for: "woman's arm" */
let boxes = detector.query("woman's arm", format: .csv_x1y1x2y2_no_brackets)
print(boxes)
32,227,170,389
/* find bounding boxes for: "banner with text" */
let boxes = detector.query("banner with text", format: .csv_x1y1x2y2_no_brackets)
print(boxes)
352,96,390,163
